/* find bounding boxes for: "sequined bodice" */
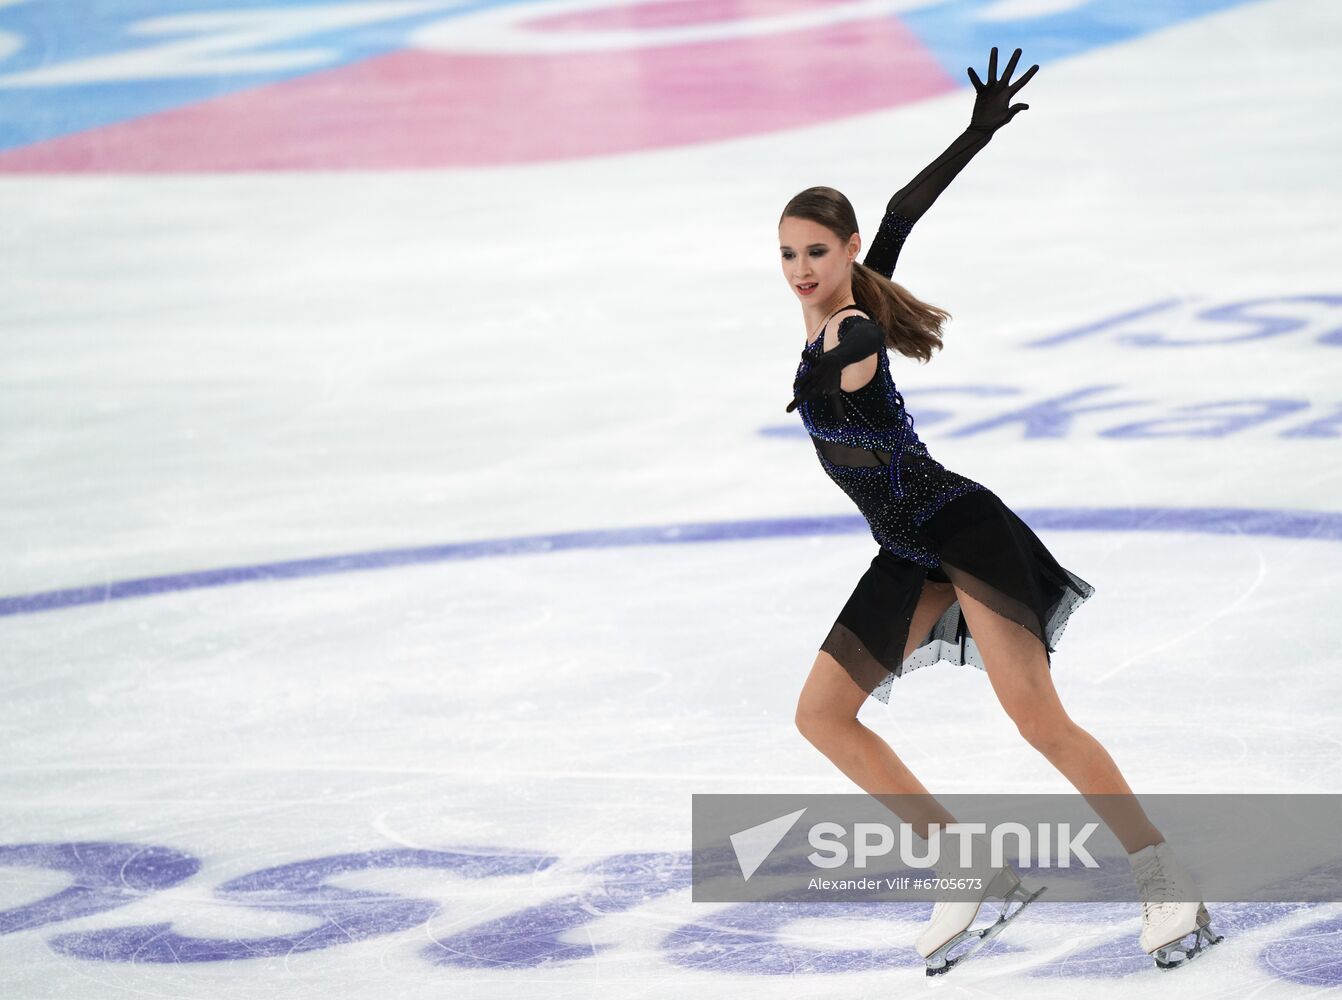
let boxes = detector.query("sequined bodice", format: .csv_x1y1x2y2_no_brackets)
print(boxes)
798,318,927,455
788,205,995,566
795,314,988,568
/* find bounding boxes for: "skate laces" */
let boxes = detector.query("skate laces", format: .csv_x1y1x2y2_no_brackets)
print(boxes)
1132,853,1178,918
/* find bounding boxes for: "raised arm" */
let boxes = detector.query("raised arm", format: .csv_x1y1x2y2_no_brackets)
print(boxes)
860,127,993,278
861,46,1038,280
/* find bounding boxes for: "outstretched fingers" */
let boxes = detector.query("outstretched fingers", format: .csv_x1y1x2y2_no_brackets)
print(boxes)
1008,61,1040,96
971,46,1039,95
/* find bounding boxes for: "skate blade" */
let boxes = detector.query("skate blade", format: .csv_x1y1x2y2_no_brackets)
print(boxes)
1153,922,1225,971
924,882,1048,978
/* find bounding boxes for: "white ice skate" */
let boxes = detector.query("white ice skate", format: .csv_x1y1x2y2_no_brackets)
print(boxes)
913,839,1047,977
1128,840,1224,970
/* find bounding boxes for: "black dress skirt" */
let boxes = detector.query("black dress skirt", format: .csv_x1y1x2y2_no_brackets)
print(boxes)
818,488,1096,704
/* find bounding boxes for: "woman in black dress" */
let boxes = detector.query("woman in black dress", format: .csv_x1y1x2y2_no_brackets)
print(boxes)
780,47,1222,975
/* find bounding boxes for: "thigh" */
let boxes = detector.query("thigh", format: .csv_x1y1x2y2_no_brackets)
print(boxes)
801,574,955,723
797,649,870,722
902,580,957,661
952,582,1069,728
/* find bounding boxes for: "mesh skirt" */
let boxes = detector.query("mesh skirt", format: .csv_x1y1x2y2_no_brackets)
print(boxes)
819,488,1096,704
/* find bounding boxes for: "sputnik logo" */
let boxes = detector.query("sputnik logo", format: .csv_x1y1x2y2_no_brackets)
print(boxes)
729,808,806,881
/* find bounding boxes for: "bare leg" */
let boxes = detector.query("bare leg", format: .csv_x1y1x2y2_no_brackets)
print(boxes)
794,581,961,839
951,582,1163,854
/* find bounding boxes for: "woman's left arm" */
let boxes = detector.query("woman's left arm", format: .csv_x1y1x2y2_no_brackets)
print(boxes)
863,47,1038,278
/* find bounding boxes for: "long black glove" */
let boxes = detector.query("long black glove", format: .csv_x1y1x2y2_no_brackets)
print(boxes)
874,46,1038,227
785,319,885,414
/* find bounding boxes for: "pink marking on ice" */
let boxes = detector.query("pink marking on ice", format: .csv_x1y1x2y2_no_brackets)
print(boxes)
531,0,850,31
0,5,953,173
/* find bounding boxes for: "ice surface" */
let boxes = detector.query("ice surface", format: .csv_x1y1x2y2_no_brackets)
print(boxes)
2,0,1340,995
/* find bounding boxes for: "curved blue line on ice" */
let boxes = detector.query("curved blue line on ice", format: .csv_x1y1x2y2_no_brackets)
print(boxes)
2,506,1338,618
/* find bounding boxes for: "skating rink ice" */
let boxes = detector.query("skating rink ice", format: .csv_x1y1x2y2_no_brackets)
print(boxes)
2,0,1340,995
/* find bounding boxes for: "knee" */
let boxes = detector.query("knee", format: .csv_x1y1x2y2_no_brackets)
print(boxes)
794,703,825,743
794,701,849,746
1015,713,1079,758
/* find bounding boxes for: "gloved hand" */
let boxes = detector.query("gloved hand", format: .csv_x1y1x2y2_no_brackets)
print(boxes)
786,320,885,414
967,46,1038,134
870,46,1039,248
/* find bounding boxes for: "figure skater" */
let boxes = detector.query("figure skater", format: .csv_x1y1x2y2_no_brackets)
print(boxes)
781,46,1223,976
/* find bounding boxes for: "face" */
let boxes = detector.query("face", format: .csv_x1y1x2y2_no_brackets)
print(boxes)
779,215,859,302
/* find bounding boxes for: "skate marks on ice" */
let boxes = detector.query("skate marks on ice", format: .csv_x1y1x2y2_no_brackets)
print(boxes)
1020,900,1340,983
5,841,1342,986
1258,907,1342,989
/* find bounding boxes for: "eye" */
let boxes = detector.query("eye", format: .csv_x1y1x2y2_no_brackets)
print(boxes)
811,249,826,257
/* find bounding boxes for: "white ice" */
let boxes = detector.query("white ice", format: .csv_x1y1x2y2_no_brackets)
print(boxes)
2,0,1341,996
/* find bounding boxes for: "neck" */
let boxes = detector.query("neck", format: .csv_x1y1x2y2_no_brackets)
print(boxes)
803,287,856,337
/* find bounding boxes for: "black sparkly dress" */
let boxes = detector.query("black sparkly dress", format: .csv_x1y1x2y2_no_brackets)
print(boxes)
795,126,1095,703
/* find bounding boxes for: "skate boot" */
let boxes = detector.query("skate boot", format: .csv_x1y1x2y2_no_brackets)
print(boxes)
1128,840,1224,970
913,833,1047,976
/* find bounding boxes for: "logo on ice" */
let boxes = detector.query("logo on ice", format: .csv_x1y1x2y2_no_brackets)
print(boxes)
729,809,1100,880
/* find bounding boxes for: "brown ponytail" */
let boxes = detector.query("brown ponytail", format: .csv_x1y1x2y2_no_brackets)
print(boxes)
781,186,950,364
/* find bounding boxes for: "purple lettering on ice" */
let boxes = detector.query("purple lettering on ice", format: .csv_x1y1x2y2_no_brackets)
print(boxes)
661,900,1020,974
0,842,199,936
1025,902,1310,979
889,385,1026,428
5,843,1342,982
1024,299,1184,348
947,386,1149,437
44,847,555,963
1281,404,1342,437
1256,909,1342,987
1098,398,1311,437
1115,295,1342,347
423,850,692,967
1024,294,1342,349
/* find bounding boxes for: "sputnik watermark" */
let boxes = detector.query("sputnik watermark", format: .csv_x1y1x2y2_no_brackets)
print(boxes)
731,813,1100,881
695,792,1342,902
